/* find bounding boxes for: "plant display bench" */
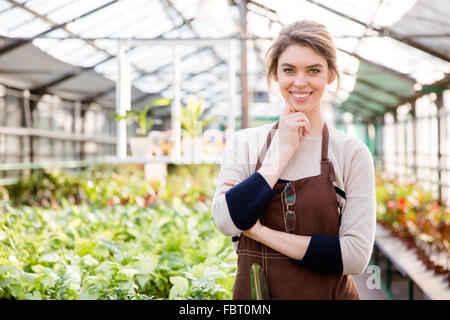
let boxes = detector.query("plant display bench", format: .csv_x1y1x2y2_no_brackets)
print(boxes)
102,155,221,186
374,224,450,300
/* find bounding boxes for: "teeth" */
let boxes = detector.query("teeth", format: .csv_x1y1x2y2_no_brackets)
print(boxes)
292,92,310,98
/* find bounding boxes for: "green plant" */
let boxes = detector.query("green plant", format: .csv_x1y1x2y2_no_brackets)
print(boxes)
4,165,159,208
180,97,218,138
112,98,171,137
375,175,449,255
0,164,236,300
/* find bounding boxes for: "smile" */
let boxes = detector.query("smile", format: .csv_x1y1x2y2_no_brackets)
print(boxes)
290,91,312,102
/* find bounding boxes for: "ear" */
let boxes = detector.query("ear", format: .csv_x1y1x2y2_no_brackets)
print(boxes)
327,70,336,85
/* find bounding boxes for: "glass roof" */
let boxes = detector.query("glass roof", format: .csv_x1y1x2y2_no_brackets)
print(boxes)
0,0,448,123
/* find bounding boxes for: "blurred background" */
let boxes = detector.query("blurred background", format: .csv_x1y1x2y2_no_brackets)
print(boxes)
0,0,448,300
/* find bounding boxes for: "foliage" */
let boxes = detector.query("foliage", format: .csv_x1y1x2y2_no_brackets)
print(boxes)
0,164,236,300
180,97,218,138
112,98,171,137
4,165,156,208
375,176,449,253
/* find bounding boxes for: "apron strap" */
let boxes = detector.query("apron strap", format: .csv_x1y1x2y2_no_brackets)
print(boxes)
255,120,334,181
255,120,279,172
320,123,336,182
321,122,329,161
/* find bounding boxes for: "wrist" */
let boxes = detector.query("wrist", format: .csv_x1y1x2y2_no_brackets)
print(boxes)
256,142,295,189
247,224,267,243
279,146,297,158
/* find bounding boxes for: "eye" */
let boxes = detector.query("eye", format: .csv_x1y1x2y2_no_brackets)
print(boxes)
283,68,295,73
308,68,321,74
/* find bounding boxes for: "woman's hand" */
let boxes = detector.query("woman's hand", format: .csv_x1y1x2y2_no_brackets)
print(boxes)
242,218,265,241
278,102,310,155
244,220,311,261
221,178,243,194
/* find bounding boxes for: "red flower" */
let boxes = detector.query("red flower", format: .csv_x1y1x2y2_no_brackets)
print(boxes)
398,197,406,210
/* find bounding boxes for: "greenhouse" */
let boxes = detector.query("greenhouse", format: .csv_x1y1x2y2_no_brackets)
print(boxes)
0,0,449,302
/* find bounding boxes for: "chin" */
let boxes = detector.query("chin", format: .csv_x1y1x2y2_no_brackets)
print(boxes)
291,102,313,114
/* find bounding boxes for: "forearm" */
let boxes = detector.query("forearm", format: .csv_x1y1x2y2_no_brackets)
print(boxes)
244,223,344,274
245,225,311,260
257,145,294,189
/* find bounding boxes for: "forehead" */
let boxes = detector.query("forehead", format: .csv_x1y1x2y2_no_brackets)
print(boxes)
278,44,327,67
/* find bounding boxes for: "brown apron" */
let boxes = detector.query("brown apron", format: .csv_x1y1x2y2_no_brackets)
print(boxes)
232,121,360,300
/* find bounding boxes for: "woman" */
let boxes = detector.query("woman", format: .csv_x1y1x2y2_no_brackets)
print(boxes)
212,20,376,300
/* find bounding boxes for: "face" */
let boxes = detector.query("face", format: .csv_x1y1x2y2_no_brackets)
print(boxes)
275,44,335,115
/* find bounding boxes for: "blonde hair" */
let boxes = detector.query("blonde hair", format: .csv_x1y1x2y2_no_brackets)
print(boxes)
264,20,340,96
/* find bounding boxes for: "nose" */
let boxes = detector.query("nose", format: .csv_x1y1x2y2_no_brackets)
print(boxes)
293,73,307,87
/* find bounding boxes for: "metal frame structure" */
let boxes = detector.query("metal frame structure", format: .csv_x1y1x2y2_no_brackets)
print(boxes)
0,0,449,203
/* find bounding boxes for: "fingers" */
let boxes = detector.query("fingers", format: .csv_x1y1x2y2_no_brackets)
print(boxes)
295,119,311,136
224,180,240,186
282,113,311,136
281,102,310,130
282,102,295,116
221,179,242,194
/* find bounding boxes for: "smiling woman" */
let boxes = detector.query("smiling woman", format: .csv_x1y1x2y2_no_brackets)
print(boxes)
274,44,335,133
212,20,376,300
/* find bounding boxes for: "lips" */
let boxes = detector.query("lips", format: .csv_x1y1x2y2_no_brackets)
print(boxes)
290,90,312,102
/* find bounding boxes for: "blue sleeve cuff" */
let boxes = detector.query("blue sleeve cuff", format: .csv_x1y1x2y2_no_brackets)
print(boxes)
290,234,343,274
225,172,276,230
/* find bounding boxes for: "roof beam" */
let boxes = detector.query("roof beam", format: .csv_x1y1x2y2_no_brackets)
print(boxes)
81,46,212,104
131,61,224,105
2,0,164,91
29,21,186,96
160,0,226,65
334,105,370,122
342,71,407,99
83,0,233,105
247,0,282,25
0,0,119,56
348,90,391,111
7,1,193,99
384,73,450,112
339,100,381,118
338,47,416,84
8,0,79,33
305,0,450,62
29,56,113,95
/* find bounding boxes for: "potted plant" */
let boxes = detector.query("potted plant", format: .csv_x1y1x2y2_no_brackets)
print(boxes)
179,97,217,159
112,98,171,157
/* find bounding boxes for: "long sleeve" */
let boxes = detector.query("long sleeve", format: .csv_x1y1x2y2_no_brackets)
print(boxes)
225,172,276,230
212,130,277,235
338,138,376,275
212,133,245,236
290,234,343,273
289,135,376,275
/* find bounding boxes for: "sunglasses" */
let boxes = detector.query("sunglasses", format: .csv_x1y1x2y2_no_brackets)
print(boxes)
281,182,296,233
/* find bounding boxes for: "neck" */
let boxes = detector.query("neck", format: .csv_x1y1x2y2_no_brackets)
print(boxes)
304,105,324,136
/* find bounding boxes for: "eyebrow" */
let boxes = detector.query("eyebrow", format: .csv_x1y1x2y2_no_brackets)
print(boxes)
281,63,324,68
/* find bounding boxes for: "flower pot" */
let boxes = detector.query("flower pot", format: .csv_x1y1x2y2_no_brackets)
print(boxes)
406,239,415,250
182,136,203,160
130,137,152,158
434,265,444,275
425,259,435,270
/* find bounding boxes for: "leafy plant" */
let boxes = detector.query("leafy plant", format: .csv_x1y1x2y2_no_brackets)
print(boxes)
375,175,449,257
0,164,236,300
4,165,159,208
180,97,218,138
112,98,171,137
